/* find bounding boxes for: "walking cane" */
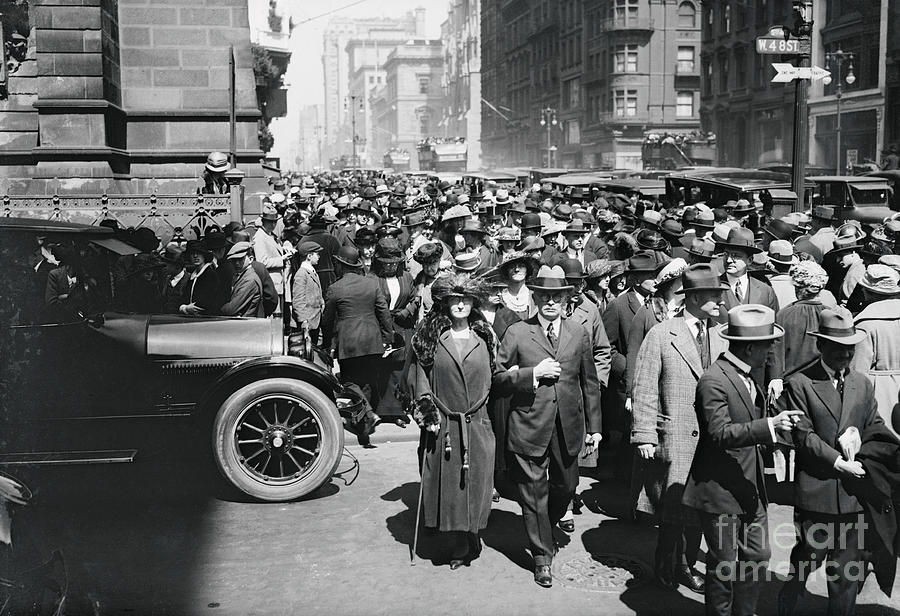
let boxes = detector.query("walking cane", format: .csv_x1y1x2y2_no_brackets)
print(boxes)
410,471,426,566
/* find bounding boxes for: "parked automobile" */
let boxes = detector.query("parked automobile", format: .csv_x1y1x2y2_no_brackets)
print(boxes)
807,175,896,227
0,218,366,503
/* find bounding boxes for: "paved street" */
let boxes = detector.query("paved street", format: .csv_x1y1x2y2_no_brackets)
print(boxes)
11,426,900,616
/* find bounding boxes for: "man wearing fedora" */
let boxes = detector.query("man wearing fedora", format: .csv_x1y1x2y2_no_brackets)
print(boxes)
494,265,602,588
849,264,900,435
632,264,730,594
825,236,866,308
321,245,394,413
253,204,294,319
779,308,883,616
716,227,783,399
220,241,264,318
460,219,498,276
682,304,803,616
547,220,599,268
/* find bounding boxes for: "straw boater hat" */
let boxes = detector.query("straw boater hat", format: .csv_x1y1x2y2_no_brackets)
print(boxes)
526,265,574,292
653,257,688,287
453,252,481,272
808,308,866,345
858,264,900,296
719,304,784,341
767,240,796,266
675,263,730,294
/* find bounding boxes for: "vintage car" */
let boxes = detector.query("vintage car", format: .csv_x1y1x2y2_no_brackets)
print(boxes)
0,218,366,502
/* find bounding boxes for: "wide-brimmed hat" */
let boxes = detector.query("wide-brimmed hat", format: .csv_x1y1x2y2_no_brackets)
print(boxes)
627,250,665,273
520,212,543,230
550,203,574,222
687,237,717,260
767,240,795,265
517,236,545,253
716,227,762,254
561,219,589,235
858,264,900,295
586,259,612,279
527,265,574,292
675,263,730,294
460,219,488,235
184,239,213,257
763,219,796,241
205,151,229,173
453,252,482,272
636,229,668,251
334,246,363,268
494,189,512,205
659,219,684,242
413,242,442,265
225,241,252,260
826,235,860,257
642,210,663,229
431,273,488,304
808,308,866,345
441,204,471,223
692,209,716,229
878,254,900,274
731,198,755,215
719,304,784,341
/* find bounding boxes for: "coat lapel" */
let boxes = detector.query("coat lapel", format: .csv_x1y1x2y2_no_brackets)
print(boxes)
557,319,574,360
807,363,842,425
838,375,858,433
720,360,756,420
528,318,555,357
626,290,642,318
670,320,703,380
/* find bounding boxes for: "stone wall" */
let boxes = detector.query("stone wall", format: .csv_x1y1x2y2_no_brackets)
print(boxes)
0,0,267,196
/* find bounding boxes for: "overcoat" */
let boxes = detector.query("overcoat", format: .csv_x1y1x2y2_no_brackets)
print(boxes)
776,298,828,376
411,330,495,532
369,271,419,418
719,275,783,385
220,265,264,317
291,265,324,329
682,357,773,516
567,296,612,387
784,360,883,514
493,316,602,457
321,272,393,360
182,264,221,315
602,289,643,431
251,227,286,294
631,317,728,523
852,299,900,435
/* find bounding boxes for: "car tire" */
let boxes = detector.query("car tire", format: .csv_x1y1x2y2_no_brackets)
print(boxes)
212,378,343,502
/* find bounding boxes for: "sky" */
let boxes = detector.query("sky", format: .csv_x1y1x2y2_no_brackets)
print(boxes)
252,0,445,165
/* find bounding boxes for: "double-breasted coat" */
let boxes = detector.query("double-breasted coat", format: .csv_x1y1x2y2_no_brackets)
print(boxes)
411,330,495,532
631,317,728,523
851,299,900,435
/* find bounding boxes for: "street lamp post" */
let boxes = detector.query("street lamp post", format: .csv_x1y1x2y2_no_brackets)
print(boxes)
822,51,856,174
346,95,362,170
539,107,558,168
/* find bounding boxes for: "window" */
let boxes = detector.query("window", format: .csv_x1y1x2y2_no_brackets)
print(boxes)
723,3,731,32
614,0,639,26
565,119,581,144
418,76,430,94
677,46,695,73
368,76,374,84
702,58,713,96
678,2,696,28
718,54,729,92
735,49,747,87
676,91,694,117
563,77,581,108
613,89,638,117
615,45,639,73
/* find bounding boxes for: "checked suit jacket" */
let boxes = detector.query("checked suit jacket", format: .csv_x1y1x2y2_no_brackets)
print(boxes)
493,316,602,458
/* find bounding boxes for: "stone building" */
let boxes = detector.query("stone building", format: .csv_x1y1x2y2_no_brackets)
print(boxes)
320,11,423,166
369,40,444,171
440,0,481,170
0,0,276,195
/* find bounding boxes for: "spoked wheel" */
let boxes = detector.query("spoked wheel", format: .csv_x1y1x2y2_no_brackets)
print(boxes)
213,378,343,502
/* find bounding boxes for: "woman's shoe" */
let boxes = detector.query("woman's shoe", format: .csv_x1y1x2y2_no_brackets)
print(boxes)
449,558,466,570
394,418,408,428
491,488,500,503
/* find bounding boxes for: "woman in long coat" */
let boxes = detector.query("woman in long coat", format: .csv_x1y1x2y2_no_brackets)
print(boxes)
407,274,496,568
775,261,833,375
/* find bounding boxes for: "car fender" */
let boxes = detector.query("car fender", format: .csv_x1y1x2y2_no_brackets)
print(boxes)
195,355,340,422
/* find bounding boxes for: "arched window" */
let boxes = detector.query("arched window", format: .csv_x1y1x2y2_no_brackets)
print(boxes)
678,2,696,28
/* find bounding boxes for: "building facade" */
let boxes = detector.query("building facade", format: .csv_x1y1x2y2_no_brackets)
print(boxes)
440,0,482,170
320,11,423,165
369,40,445,171
480,0,704,170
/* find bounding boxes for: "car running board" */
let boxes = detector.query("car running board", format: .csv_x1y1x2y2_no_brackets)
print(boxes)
0,450,138,466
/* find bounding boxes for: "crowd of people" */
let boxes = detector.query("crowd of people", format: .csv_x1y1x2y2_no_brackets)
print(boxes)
29,161,900,614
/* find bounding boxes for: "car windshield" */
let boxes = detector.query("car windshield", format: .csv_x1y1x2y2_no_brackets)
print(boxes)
849,185,890,206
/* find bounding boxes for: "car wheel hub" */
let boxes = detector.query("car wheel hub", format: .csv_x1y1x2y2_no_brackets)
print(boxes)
233,395,322,485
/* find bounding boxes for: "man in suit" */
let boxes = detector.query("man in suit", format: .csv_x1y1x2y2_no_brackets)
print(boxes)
321,246,393,412
252,204,294,318
716,226,783,400
778,309,882,616
291,241,325,343
632,264,730,593
494,265,602,588
682,304,802,616
220,241,264,317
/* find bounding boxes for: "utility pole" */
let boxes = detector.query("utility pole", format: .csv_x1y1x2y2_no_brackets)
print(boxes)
785,1,813,211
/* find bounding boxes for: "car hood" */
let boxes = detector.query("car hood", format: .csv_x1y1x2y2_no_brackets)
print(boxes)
94,313,283,359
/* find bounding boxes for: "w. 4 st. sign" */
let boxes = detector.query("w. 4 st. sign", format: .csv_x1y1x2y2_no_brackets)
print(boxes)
771,63,831,83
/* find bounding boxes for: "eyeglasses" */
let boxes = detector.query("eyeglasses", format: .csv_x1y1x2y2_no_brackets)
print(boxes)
723,251,749,262
534,292,567,304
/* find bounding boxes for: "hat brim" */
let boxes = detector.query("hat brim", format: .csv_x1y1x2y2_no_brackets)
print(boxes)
807,330,867,345
826,245,859,257
526,280,574,292
715,241,762,255
858,281,900,295
206,163,229,173
719,324,785,341
334,256,363,267
768,255,795,265
674,283,729,294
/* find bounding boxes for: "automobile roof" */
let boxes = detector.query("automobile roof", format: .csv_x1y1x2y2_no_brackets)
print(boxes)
464,171,517,180
0,217,114,235
808,175,889,183
548,173,613,186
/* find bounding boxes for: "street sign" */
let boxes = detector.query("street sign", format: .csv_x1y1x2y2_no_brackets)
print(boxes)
756,37,805,55
771,63,831,83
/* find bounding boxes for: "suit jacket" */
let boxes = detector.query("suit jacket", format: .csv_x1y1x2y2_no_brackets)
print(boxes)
220,264,264,317
567,296,612,387
321,272,393,360
602,289,644,389
682,357,774,515
184,264,221,315
249,261,279,317
720,275,783,385
546,248,599,269
251,227,286,293
302,230,342,294
631,317,728,519
784,361,883,515
493,316,602,457
291,264,324,328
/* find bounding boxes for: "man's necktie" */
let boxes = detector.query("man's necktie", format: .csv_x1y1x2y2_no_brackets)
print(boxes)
835,370,845,399
696,322,710,370
734,280,744,303
643,294,653,308
546,322,558,350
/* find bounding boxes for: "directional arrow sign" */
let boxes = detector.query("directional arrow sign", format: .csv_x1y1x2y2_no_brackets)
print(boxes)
772,63,831,83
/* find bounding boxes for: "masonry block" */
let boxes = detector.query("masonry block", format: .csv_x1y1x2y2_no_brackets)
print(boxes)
121,48,180,67
123,88,174,110
207,27,247,48
40,113,106,147
126,121,166,149
120,7,178,25
153,68,209,87
181,88,228,109
179,8,229,26
41,53,104,76
0,111,40,132
32,7,53,29
180,49,225,67
51,7,102,29
37,76,86,98
31,0,100,6
230,8,248,28
37,29,84,52
0,94,39,111
84,30,102,52
121,27,151,46
166,120,226,149
122,67,152,87
0,132,38,149
151,27,208,47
